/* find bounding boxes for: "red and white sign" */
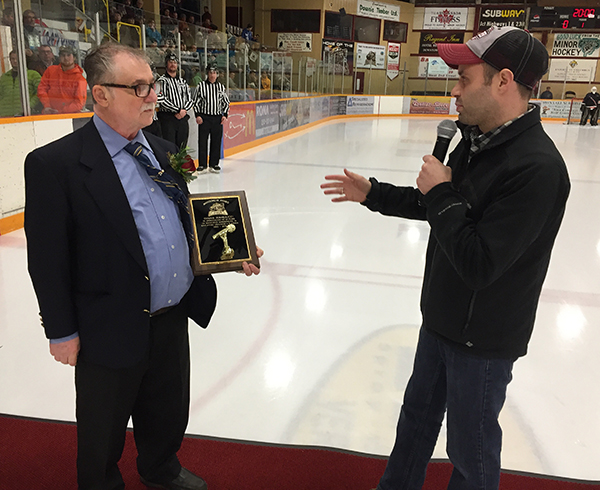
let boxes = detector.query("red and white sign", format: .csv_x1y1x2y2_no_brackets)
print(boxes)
423,8,469,30
223,104,256,150
387,43,400,80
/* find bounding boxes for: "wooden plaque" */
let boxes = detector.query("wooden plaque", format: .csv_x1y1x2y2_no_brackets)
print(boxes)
188,191,260,274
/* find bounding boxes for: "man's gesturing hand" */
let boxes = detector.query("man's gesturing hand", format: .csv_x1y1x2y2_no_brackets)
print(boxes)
321,168,372,203
417,155,452,195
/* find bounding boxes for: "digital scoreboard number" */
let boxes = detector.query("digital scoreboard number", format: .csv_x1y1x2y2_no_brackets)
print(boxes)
529,7,600,30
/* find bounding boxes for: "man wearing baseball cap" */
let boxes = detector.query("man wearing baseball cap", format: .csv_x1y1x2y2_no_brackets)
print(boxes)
37,44,87,114
321,26,570,490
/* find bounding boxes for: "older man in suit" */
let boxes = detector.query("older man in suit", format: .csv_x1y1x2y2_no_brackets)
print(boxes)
25,43,261,490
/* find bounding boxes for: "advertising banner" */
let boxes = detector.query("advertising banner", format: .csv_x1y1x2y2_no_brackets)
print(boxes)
356,42,386,69
277,33,313,52
278,99,310,131
478,7,526,31
551,34,600,58
223,104,256,150
534,100,572,119
310,96,329,122
387,42,400,80
357,0,400,22
255,101,281,138
409,96,451,115
548,58,597,82
419,32,464,55
322,40,354,75
346,96,375,115
330,96,347,116
423,8,468,30
418,57,459,78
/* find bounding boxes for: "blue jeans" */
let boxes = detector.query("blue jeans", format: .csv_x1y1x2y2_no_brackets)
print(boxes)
377,328,515,490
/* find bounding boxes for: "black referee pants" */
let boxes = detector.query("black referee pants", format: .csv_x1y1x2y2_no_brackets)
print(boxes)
198,114,223,168
157,112,190,149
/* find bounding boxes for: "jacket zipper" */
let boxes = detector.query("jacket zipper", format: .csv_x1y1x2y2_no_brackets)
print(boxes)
461,291,477,336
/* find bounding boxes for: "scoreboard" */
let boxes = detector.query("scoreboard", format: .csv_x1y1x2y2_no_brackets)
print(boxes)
529,7,600,30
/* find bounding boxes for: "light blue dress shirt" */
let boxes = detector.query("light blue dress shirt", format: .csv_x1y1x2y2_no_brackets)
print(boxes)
51,115,194,344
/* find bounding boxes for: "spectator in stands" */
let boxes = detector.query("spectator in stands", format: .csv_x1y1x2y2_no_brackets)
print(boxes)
37,46,87,114
23,9,42,53
1,6,15,32
241,23,254,42
179,18,194,47
121,0,135,19
202,17,217,31
261,71,270,90
172,0,183,15
132,0,145,20
227,70,238,89
110,9,122,37
29,45,57,75
145,18,162,45
580,86,599,126
247,70,258,89
0,50,42,117
201,6,211,24
540,86,553,99
145,39,165,67
120,14,141,47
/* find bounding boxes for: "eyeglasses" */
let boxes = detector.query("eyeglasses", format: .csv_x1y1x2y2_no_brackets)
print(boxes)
100,81,156,98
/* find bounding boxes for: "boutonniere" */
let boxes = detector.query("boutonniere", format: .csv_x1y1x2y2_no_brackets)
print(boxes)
168,145,197,183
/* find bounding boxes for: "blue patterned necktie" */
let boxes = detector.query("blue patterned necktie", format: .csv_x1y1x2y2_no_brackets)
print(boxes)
124,141,195,251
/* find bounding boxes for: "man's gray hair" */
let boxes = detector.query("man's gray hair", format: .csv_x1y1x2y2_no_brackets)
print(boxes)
84,43,150,95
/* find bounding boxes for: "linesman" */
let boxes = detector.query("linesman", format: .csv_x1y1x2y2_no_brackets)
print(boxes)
156,53,193,148
193,64,230,173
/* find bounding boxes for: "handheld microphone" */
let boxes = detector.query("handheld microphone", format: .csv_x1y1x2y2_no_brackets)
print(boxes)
432,120,458,163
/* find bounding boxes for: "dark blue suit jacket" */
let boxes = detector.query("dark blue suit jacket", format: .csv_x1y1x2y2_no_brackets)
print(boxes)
25,120,216,368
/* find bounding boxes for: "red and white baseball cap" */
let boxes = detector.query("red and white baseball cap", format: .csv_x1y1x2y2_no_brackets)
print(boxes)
437,26,548,89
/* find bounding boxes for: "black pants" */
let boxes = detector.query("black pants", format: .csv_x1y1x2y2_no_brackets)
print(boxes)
157,112,190,149
198,114,223,168
580,106,598,126
75,303,190,490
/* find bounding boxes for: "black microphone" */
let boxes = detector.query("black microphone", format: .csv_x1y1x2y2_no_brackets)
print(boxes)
417,120,458,206
432,119,458,163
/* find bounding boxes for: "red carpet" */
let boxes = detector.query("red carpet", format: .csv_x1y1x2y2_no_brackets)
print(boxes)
0,415,597,489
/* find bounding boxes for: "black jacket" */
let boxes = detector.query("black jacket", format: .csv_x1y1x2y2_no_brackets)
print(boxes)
25,121,217,368
583,91,600,108
363,106,570,359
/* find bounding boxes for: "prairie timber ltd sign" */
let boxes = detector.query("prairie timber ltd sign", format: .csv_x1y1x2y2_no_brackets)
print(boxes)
419,32,464,55
357,0,400,22
423,8,468,30
478,8,526,31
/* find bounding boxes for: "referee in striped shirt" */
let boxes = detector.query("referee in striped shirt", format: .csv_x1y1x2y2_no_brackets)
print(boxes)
156,53,193,149
193,64,230,173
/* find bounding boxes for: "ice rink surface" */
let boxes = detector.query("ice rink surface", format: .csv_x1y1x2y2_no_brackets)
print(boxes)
1,116,599,481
